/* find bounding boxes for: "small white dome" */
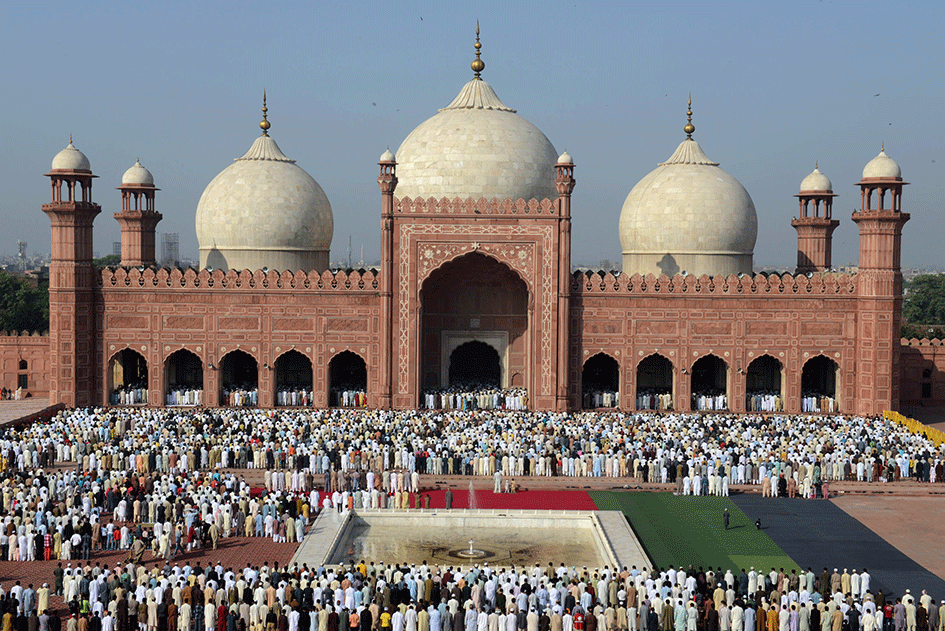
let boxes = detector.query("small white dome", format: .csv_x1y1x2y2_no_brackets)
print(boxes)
557,151,573,165
51,140,91,171
395,78,558,202
799,166,832,192
619,138,757,278
862,148,901,179
121,159,154,185
379,149,395,162
195,133,333,272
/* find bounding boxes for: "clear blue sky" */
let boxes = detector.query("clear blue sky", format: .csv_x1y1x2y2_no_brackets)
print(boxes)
2,0,942,269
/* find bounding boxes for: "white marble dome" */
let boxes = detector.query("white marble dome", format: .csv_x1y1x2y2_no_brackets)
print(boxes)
394,78,558,202
862,148,901,179
800,165,832,192
619,138,758,278
121,159,154,185
51,140,91,171
195,133,333,272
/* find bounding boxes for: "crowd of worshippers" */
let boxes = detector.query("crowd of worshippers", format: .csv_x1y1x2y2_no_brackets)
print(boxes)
802,394,839,414
583,391,620,410
111,384,149,407
277,389,314,408
331,389,368,408
635,391,672,412
16,558,943,631
220,387,258,408
1,408,944,491
166,388,203,407
745,392,782,414
692,391,728,412
422,388,529,411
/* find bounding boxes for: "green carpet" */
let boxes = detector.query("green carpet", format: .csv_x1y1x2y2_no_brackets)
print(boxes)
590,491,797,573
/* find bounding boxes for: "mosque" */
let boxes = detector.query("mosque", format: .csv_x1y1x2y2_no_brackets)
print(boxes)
1,32,935,416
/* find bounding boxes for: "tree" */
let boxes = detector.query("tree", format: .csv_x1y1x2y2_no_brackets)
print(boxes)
0,270,49,332
903,274,945,325
93,254,122,268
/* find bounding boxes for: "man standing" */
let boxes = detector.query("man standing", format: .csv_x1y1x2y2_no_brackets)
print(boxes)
445,490,453,510
723,510,730,531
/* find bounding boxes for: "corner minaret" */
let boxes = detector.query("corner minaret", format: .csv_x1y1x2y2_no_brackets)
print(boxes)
115,159,162,267
377,148,397,409
791,164,839,273
852,145,910,415
555,151,576,410
43,138,101,407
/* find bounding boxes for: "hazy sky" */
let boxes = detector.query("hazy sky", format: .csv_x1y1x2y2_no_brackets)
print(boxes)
3,0,942,269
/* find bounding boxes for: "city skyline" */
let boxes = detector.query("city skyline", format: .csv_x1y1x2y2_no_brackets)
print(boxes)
2,1,942,269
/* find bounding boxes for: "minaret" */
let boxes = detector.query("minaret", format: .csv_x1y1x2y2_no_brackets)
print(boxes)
377,148,397,409
555,150,576,410
792,164,839,273
852,145,910,414
43,138,101,407
115,159,162,267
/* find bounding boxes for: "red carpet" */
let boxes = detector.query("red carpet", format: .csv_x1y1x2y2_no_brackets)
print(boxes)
420,489,596,510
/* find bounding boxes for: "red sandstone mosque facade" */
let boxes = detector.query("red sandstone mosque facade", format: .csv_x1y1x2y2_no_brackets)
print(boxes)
1,39,937,416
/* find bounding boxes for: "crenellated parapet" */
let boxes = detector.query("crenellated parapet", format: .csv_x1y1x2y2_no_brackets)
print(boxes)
570,270,857,295
902,338,945,347
99,266,380,292
394,196,560,216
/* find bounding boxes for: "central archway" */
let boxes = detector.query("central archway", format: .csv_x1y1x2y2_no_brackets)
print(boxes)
691,354,729,411
420,253,529,396
449,340,501,388
220,350,258,407
109,349,148,405
583,353,619,409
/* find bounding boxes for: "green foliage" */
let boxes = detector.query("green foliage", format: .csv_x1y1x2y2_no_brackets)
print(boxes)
0,270,48,333
901,323,945,340
93,254,122,268
904,274,945,325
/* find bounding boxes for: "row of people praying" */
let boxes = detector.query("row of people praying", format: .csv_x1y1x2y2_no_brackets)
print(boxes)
803,393,838,413
636,390,673,411
332,389,367,408
165,387,202,406
746,391,783,413
422,387,528,411
277,388,313,407
111,382,149,406
583,390,620,409
221,386,259,407
693,390,728,411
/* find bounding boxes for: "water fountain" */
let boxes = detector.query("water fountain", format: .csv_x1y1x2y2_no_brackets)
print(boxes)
456,538,487,559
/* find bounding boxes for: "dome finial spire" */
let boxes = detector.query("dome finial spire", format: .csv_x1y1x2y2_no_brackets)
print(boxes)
260,90,271,136
471,20,485,79
684,93,695,139
881,140,885,152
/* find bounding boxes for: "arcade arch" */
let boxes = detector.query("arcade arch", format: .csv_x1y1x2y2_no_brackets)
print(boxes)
274,350,313,406
802,355,839,412
582,353,619,409
164,349,203,406
636,354,673,411
108,348,148,405
746,355,784,412
449,341,501,388
691,354,729,410
329,351,367,407
419,253,529,396
220,350,258,406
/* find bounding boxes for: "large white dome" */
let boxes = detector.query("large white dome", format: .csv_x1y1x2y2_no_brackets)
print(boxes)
862,148,901,179
51,140,91,172
394,78,558,202
619,138,757,278
195,133,333,272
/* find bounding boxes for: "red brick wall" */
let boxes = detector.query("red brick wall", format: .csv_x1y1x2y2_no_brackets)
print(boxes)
0,333,51,398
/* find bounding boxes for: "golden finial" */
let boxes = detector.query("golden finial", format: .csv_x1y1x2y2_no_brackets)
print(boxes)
815,161,819,170
260,90,271,136
69,133,73,145
471,20,485,79
881,141,885,152
684,93,695,139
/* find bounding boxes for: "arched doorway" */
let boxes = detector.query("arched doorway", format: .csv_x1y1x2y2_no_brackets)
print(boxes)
165,349,203,406
329,351,367,407
691,354,728,411
636,354,673,411
109,349,148,405
274,350,313,406
746,355,783,412
420,253,529,405
802,355,839,413
582,353,619,409
220,350,258,407
449,341,501,388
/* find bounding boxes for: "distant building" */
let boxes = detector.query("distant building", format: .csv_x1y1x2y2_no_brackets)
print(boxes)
160,233,179,267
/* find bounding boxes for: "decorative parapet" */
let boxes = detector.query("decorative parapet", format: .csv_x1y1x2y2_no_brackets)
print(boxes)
570,271,858,295
99,267,380,292
394,196,559,216
901,338,945,347
0,331,49,338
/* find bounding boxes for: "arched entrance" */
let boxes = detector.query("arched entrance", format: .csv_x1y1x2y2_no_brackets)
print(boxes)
165,349,203,406
636,354,673,411
420,253,529,403
449,341,501,387
220,350,258,407
582,353,619,409
274,350,313,406
691,354,728,411
109,349,148,405
746,355,783,412
802,355,839,413
329,351,367,407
